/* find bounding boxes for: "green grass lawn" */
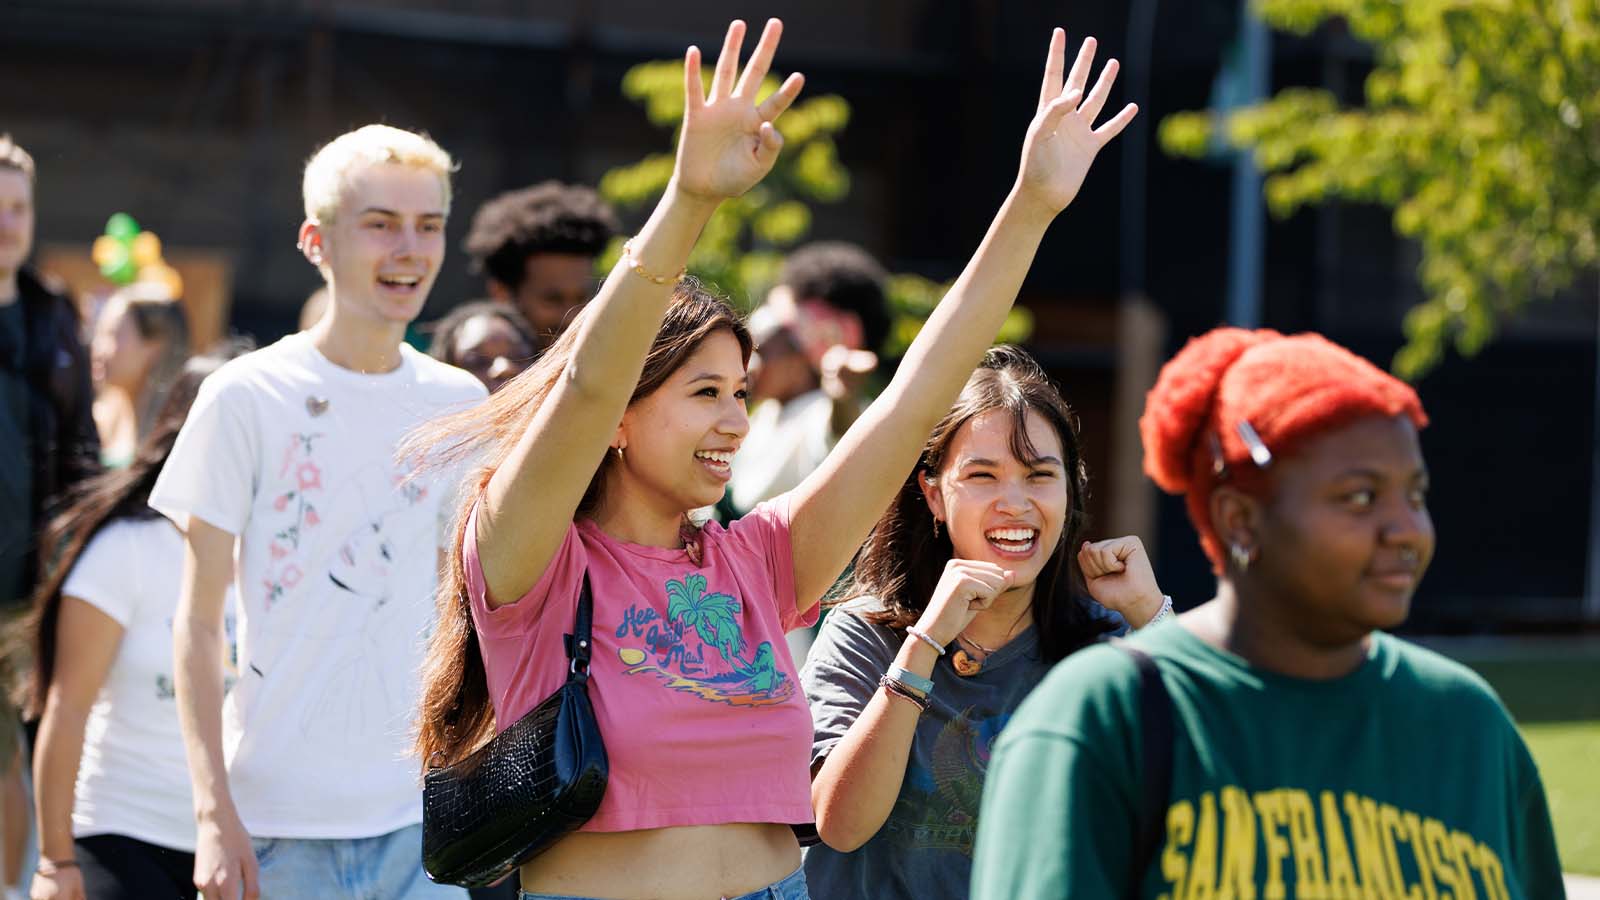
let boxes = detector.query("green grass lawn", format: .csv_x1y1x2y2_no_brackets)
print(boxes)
1457,656,1600,876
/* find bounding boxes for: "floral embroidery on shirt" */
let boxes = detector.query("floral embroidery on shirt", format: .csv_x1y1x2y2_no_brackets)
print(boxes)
262,433,324,609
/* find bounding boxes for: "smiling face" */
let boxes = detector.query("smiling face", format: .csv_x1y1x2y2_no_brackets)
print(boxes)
920,408,1071,593
615,328,751,514
0,170,33,280
1237,414,1434,640
302,162,447,327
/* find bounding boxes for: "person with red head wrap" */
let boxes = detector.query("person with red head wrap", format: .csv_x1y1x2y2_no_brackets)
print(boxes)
972,328,1567,899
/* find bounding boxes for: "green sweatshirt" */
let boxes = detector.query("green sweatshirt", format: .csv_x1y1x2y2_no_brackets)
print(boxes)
971,623,1566,899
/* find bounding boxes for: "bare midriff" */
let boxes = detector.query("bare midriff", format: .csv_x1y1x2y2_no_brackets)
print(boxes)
518,822,801,900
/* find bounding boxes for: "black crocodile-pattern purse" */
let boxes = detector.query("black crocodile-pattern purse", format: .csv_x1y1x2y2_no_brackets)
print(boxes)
422,574,608,888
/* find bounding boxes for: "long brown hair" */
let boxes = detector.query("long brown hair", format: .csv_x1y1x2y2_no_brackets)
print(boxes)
843,345,1114,663
11,341,250,717
406,277,751,767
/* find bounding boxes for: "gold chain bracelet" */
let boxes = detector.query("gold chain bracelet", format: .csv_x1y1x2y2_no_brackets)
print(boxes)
621,238,687,286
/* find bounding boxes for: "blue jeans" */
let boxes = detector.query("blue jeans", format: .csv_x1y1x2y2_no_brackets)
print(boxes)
519,865,809,900
252,823,466,899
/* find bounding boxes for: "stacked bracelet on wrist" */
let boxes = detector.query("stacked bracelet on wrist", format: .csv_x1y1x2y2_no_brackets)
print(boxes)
905,626,945,656
886,664,935,697
879,675,930,712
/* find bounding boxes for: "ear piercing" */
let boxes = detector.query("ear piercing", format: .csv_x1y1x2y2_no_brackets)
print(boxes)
1229,542,1253,571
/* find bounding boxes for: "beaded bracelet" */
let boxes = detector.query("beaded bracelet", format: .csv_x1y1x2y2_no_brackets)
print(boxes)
1138,594,1175,630
621,238,687,286
905,626,945,656
879,675,930,712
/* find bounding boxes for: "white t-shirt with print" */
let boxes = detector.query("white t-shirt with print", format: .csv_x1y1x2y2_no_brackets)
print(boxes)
64,516,237,852
149,333,486,839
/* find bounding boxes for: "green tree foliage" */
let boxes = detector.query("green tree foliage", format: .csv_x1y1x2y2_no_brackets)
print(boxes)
601,59,1033,354
1160,0,1600,377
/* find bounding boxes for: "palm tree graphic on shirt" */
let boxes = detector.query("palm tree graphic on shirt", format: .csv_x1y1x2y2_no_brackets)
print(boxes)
616,573,788,704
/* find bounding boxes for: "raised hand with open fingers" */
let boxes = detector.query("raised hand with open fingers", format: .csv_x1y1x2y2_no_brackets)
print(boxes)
1077,535,1165,627
1015,28,1140,216
674,18,806,203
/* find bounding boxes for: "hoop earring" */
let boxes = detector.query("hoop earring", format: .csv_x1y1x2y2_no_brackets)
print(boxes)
1229,543,1253,571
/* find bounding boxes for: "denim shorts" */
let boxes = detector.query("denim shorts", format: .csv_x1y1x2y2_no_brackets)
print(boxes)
252,822,466,899
519,864,809,900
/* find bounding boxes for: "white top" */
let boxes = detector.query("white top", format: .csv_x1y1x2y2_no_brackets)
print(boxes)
728,390,836,514
149,333,486,839
63,517,237,852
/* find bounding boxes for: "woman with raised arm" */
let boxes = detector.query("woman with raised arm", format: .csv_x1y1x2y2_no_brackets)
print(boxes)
409,19,1135,900
971,329,1567,899
802,344,1170,900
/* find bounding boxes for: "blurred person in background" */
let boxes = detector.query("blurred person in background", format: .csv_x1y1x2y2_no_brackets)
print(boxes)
151,124,485,900
727,240,891,517
730,242,888,665
19,345,246,900
462,181,619,338
971,328,1567,899
0,134,100,900
428,300,540,395
88,283,189,469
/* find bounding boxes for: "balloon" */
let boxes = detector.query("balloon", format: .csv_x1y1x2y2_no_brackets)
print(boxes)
105,212,140,241
91,235,121,268
99,242,136,283
138,262,184,299
131,231,162,268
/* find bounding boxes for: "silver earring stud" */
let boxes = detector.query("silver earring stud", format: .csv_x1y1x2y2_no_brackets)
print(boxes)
1229,542,1253,571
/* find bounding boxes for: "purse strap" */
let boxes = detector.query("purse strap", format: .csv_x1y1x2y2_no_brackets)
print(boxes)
563,573,595,685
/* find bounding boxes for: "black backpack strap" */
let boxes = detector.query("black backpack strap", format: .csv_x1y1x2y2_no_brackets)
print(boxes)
1114,643,1174,894
564,573,594,684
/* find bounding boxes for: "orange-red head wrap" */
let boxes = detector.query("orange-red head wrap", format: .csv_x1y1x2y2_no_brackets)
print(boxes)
1139,328,1428,573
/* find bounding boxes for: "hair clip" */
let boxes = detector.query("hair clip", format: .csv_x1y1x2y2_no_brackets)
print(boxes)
1236,420,1273,468
1208,432,1229,480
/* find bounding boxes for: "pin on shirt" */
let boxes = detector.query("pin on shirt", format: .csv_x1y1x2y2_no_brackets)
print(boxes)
306,396,330,417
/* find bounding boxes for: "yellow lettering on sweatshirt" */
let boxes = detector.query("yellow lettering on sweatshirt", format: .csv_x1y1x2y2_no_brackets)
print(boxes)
1320,791,1365,899
1218,786,1257,900
1183,792,1219,900
1159,800,1195,900
1252,790,1291,900
1285,789,1330,898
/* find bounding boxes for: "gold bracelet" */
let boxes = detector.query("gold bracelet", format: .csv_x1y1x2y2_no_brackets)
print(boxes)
621,238,686,286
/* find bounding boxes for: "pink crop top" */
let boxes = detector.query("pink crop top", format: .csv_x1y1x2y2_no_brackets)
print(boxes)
464,495,820,832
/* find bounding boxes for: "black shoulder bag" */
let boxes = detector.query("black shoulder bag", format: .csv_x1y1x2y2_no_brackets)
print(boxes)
422,573,609,888
1113,643,1174,898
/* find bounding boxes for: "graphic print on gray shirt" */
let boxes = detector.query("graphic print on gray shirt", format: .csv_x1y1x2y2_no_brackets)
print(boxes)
800,596,1056,900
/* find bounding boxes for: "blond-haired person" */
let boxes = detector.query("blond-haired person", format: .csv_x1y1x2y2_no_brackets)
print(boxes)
149,125,485,900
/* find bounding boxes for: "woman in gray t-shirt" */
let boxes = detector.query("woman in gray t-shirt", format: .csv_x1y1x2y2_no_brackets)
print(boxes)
801,346,1171,899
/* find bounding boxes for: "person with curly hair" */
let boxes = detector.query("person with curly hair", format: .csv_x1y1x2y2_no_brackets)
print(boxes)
461,181,619,336
971,328,1567,899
